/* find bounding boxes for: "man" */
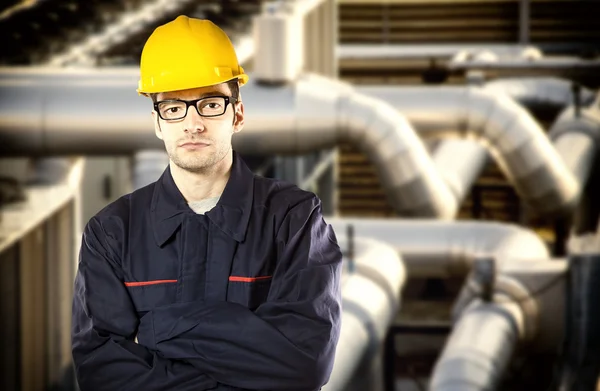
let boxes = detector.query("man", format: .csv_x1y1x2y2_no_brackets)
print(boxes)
71,15,342,391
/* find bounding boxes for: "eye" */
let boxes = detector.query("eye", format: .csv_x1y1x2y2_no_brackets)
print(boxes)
200,101,222,109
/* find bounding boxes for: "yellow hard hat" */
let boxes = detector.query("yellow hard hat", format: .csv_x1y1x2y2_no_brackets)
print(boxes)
137,15,249,95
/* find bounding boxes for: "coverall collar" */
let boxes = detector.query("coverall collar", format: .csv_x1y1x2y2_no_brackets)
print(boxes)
151,151,254,246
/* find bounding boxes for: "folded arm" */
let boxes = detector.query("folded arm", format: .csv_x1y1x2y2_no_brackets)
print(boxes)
72,217,217,391
143,197,343,391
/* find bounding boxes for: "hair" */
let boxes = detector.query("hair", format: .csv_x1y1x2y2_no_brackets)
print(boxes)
149,79,240,103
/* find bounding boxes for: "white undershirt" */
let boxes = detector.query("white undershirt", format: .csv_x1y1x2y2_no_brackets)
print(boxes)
187,196,221,215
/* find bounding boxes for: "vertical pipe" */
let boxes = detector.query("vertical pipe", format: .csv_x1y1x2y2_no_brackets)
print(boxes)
330,0,339,78
519,0,530,44
558,250,600,391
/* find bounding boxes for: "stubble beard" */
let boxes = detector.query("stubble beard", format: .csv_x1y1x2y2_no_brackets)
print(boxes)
167,142,230,174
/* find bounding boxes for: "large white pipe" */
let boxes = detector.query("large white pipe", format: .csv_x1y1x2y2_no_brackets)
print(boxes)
449,56,600,71
429,77,596,208
325,236,405,391
356,85,582,217
337,44,542,60
548,99,600,194
433,257,568,391
328,218,549,278
429,300,524,391
432,139,488,203
0,67,457,219
483,77,597,109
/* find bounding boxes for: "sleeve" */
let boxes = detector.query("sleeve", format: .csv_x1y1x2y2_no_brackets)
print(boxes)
71,217,217,391
142,196,343,391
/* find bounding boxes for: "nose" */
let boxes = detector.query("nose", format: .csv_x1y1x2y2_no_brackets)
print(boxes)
183,105,206,134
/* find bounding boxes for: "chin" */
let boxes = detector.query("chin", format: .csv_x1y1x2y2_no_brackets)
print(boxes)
175,157,214,172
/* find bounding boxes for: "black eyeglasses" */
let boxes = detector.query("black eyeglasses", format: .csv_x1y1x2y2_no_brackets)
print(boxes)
154,96,235,121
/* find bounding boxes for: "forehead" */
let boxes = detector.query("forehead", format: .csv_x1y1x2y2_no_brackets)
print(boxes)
158,82,231,101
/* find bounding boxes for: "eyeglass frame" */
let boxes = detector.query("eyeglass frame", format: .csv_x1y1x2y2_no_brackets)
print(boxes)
153,95,237,121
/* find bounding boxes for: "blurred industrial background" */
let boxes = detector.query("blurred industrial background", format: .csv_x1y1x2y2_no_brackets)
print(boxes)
1,0,600,390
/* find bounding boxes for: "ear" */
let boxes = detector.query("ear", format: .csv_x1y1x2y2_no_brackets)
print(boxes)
233,101,245,133
152,111,164,140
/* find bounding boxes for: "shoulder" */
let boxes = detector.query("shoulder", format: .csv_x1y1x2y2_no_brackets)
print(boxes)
252,175,321,217
86,181,156,236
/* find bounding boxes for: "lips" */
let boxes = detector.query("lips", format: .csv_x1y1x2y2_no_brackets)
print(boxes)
179,141,210,147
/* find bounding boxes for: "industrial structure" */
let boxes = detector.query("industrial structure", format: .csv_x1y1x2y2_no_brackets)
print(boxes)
1,0,600,390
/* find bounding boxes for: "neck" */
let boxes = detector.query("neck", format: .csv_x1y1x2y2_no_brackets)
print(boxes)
169,151,233,203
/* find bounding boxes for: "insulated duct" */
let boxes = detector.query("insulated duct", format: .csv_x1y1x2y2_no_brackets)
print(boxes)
429,300,524,391
0,67,457,218
327,218,549,278
324,236,406,391
429,77,596,208
337,44,541,61
549,94,600,233
432,257,568,391
431,139,488,205
483,78,597,112
448,56,600,72
357,85,582,217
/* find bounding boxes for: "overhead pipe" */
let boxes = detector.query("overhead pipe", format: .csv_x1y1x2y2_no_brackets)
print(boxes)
357,85,582,217
448,56,600,72
549,93,600,234
324,236,406,391
337,44,542,61
483,78,597,112
327,218,549,278
431,139,488,204
429,77,596,207
0,67,458,218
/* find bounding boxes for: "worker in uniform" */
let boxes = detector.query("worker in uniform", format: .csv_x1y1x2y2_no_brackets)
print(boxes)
71,15,342,391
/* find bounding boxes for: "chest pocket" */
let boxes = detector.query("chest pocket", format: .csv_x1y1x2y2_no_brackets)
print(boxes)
226,276,272,311
126,280,178,313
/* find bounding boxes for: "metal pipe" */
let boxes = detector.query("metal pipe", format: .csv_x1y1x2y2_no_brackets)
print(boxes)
0,68,457,219
324,236,406,391
426,78,595,209
357,85,581,217
434,257,568,391
429,300,524,391
327,218,549,278
334,85,457,218
519,0,531,44
549,100,600,233
337,44,541,60
552,133,596,193
432,139,488,203
483,78,597,110
132,150,169,190
449,57,600,71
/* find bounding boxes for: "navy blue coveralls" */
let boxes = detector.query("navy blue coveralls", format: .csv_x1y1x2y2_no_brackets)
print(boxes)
71,151,343,391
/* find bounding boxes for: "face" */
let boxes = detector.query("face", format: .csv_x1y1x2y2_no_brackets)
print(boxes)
152,82,244,173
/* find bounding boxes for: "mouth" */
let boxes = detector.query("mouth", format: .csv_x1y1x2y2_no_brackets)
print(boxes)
179,141,210,149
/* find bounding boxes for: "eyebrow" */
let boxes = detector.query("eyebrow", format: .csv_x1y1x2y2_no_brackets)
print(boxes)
161,91,227,101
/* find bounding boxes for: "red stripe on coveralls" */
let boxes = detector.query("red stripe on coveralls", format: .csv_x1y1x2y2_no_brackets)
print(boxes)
124,279,178,287
228,276,272,282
